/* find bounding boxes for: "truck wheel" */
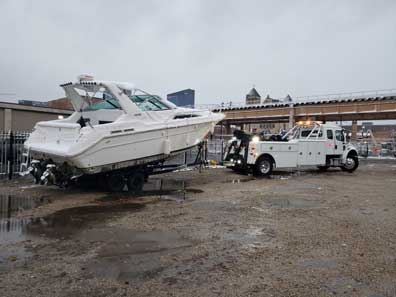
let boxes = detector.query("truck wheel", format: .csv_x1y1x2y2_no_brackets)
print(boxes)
341,156,359,172
254,157,273,176
127,172,144,194
106,172,126,192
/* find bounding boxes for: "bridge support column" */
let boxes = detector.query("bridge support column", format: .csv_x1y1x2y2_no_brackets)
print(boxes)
225,123,232,135
351,120,358,141
288,105,294,128
4,108,12,131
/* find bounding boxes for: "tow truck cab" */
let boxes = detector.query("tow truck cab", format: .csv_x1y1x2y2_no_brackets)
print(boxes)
224,122,359,176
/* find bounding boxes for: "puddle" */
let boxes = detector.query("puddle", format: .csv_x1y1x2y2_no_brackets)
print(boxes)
0,179,203,272
83,228,192,283
0,194,51,245
25,203,145,239
0,194,52,269
2,197,191,282
0,200,145,269
0,178,202,246
0,194,51,219
268,198,320,208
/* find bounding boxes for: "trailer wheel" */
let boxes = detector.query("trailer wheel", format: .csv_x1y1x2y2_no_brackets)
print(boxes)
127,172,145,194
341,156,359,172
254,157,273,176
106,172,126,192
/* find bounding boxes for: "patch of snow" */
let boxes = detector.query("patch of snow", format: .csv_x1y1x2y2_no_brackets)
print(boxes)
366,156,396,160
20,185,41,189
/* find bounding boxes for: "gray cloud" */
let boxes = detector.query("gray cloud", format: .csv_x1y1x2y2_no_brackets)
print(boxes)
1,0,395,104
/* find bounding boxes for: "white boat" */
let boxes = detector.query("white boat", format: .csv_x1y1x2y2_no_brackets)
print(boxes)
24,76,224,190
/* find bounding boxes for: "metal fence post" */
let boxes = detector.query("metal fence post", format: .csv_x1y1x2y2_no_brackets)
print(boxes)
204,140,208,163
220,139,224,162
8,131,14,180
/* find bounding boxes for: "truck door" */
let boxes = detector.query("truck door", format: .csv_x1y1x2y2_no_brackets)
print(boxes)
334,129,345,155
325,129,335,155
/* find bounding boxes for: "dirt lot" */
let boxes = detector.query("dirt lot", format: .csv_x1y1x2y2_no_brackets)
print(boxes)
0,160,395,297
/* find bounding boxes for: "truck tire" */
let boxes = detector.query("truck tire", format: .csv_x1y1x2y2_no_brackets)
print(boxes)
106,172,126,192
341,156,359,172
127,172,145,194
254,157,273,176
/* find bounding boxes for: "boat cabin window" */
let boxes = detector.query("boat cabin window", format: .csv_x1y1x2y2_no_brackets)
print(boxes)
99,120,113,125
174,114,200,119
83,94,170,112
83,99,120,111
131,95,170,111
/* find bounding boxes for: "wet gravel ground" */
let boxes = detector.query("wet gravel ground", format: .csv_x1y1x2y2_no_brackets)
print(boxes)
0,160,395,297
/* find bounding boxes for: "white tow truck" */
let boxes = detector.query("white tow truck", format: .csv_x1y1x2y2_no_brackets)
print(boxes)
224,121,359,176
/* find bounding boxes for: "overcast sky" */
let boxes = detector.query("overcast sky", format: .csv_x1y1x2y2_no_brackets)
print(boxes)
1,0,396,104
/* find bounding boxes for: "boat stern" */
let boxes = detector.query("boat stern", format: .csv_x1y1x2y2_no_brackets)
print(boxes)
25,121,82,162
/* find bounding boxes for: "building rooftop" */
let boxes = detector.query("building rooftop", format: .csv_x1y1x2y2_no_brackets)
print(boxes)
167,89,195,96
247,87,260,98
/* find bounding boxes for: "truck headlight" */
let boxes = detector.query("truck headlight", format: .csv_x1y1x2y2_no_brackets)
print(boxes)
252,136,260,143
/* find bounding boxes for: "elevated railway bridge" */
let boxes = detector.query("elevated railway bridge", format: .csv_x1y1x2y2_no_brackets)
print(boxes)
211,89,396,140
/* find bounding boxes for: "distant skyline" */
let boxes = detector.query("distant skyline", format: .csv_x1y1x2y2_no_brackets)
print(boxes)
1,0,396,104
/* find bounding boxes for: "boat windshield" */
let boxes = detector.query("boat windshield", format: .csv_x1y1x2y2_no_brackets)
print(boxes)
84,94,171,112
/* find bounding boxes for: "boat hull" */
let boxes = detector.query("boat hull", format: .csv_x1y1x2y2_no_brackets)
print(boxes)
27,120,216,174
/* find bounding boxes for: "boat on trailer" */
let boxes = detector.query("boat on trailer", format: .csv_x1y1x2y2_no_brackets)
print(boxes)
24,76,224,191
